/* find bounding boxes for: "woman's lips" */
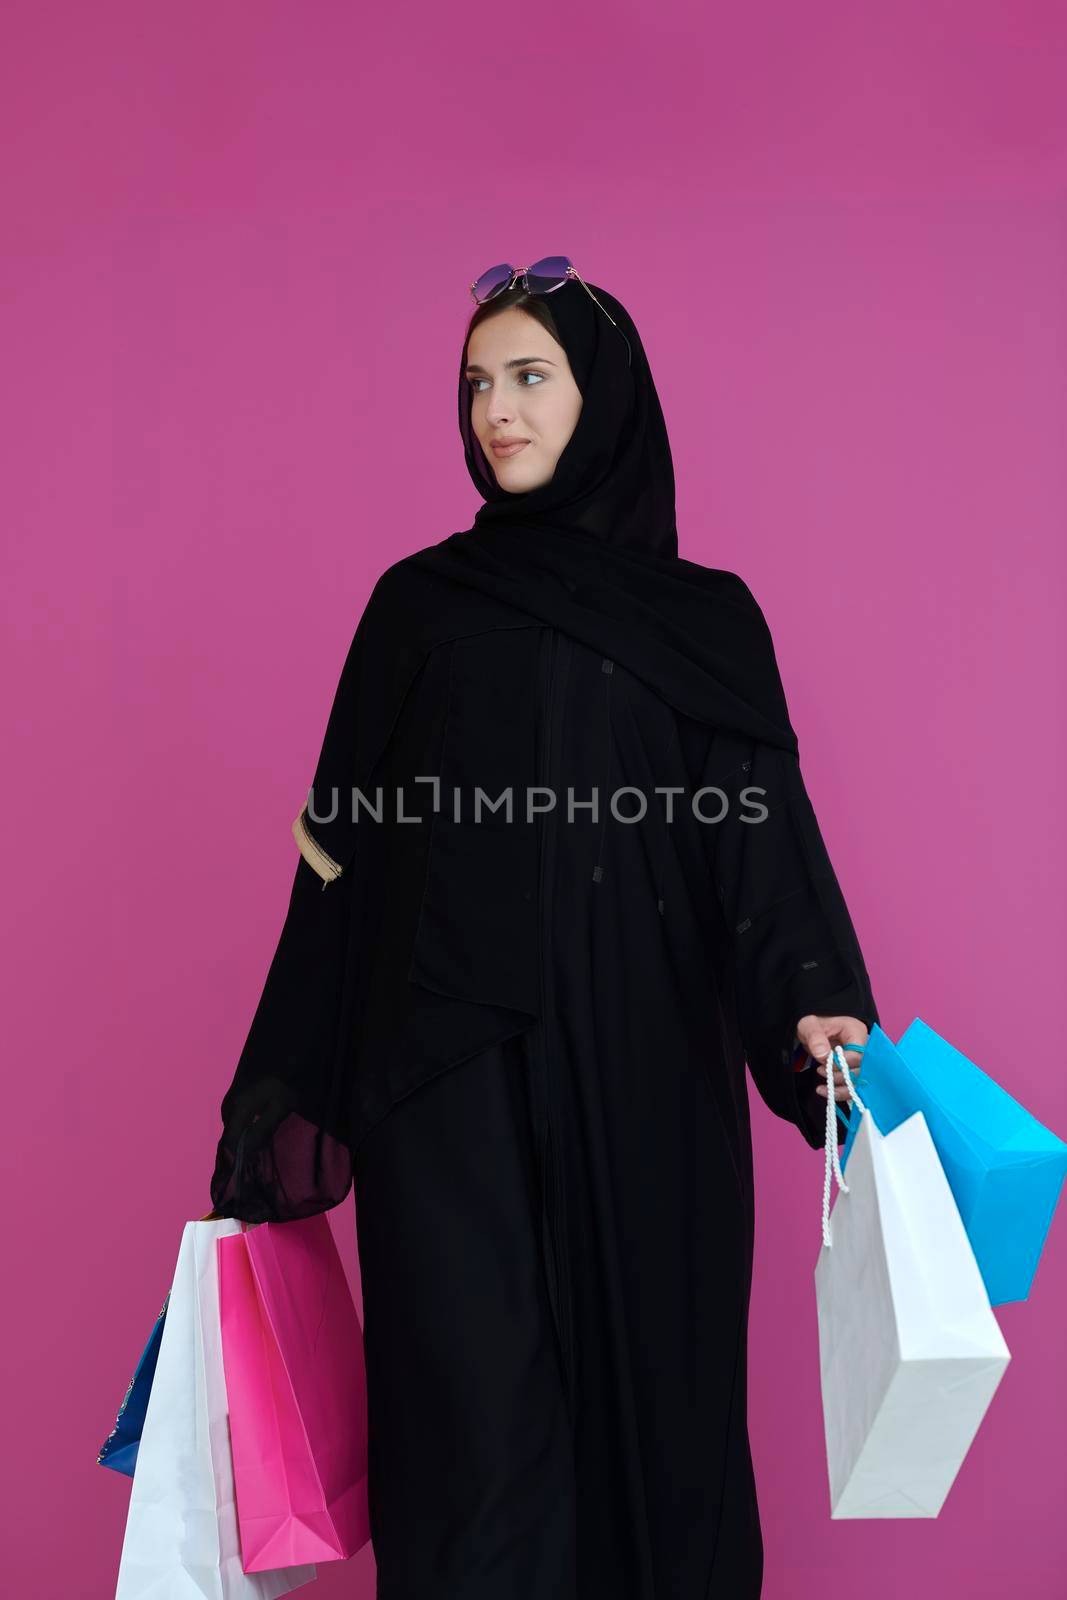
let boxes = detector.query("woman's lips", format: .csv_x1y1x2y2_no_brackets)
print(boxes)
490,440,530,458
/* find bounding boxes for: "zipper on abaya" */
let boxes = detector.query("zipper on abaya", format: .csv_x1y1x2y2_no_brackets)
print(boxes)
535,626,576,1429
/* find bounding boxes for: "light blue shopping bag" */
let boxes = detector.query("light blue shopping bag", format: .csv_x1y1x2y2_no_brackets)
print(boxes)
837,1019,1067,1305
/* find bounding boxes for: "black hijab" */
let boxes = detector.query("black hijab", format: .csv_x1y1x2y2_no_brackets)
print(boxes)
459,276,678,558
430,277,800,746
295,277,802,880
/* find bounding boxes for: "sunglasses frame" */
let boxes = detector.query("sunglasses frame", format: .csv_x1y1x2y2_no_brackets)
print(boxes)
469,257,632,368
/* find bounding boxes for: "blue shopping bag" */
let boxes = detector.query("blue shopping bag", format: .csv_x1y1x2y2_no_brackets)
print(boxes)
837,1019,1067,1305
97,1292,170,1476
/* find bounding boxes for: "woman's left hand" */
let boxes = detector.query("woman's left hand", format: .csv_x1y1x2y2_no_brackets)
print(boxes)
795,1014,869,1102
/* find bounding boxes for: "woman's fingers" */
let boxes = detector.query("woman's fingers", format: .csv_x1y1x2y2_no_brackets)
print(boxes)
816,1056,861,1080
815,1027,866,1099
797,1015,868,1099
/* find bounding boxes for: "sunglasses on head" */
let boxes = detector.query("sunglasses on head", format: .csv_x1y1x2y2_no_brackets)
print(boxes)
469,256,632,368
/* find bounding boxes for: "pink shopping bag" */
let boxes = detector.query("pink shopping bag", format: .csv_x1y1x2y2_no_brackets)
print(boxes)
216,1212,372,1572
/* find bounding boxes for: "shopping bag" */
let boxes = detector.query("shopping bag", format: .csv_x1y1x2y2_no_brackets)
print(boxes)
838,1019,1067,1304
814,1048,1010,1518
217,1210,372,1571
98,1291,169,1476
113,1218,317,1598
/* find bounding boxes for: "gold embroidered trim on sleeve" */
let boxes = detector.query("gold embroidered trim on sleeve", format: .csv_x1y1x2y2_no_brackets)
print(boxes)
291,806,344,884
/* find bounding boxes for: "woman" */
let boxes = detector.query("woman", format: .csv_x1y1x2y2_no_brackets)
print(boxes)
208,261,879,1599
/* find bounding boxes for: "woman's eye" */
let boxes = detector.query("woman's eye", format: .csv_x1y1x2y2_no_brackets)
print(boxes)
468,370,545,393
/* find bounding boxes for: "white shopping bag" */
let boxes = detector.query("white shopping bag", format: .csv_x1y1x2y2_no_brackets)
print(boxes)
813,1048,1010,1519
114,1218,317,1597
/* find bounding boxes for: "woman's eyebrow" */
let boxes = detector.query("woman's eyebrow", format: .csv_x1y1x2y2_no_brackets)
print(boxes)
464,356,557,375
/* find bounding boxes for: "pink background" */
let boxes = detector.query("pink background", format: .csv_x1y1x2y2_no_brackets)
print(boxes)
3,2,1065,1595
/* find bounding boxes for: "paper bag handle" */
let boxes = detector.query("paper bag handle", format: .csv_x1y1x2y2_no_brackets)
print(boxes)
821,1044,869,1249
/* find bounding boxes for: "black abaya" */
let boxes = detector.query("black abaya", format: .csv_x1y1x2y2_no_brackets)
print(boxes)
349,624,875,1598
207,274,880,1597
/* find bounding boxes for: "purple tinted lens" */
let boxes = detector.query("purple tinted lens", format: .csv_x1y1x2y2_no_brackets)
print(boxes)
524,256,572,293
472,263,514,302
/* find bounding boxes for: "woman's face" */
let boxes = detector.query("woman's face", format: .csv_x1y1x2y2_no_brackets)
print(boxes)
464,307,583,492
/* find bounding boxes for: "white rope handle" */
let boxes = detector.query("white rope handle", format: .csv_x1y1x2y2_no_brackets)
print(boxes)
821,1044,868,1248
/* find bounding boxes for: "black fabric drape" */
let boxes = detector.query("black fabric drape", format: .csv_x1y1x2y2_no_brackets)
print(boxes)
208,276,878,1223
693,727,878,1149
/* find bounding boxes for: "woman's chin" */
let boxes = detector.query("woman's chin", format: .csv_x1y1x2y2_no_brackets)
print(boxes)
493,458,553,493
